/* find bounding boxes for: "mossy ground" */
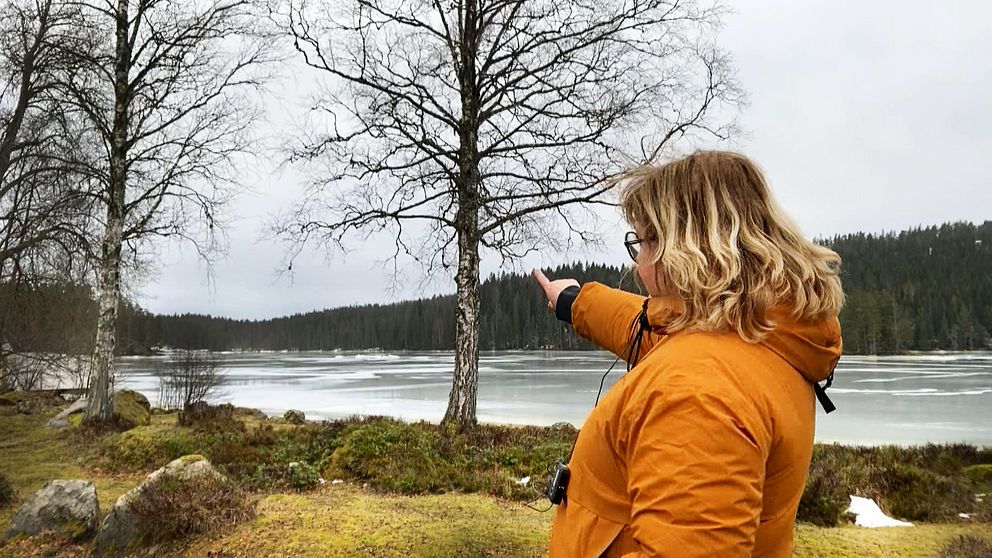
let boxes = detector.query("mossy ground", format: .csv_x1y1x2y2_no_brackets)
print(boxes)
794,523,992,558
0,403,142,529
0,395,989,557
179,485,551,557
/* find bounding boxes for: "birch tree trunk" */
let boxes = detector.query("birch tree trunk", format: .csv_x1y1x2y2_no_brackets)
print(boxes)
85,0,130,422
442,3,483,427
444,218,481,426
85,196,123,421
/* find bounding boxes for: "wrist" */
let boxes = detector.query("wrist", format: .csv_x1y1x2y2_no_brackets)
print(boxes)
555,285,581,323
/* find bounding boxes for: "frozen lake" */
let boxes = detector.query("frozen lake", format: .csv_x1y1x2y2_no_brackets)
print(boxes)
116,350,992,446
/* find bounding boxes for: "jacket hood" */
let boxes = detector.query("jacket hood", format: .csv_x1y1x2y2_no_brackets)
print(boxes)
760,307,842,383
645,297,842,384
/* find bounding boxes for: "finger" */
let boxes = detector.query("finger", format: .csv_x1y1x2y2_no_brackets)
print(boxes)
530,268,552,296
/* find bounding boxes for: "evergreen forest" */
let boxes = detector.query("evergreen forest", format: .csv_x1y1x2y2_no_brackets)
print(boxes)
3,221,990,356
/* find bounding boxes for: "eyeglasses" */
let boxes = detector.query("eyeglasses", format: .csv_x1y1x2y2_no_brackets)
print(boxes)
624,231,645,261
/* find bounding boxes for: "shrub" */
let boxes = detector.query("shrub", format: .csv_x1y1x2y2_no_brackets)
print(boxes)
938,535,992,558
128,474,255,544
0,470,15,506
798,444,875,526
156,350,226,410
84,417,340,491
975,492,992,523
328,418,572,499
178,402,243,431
288,461,322,490
797,464,845,527
965,464,992,492
873,462,975,521
798,443,991,525
329,419,448,493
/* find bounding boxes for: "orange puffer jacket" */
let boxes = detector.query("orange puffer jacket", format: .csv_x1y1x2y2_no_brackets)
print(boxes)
548,282,842,558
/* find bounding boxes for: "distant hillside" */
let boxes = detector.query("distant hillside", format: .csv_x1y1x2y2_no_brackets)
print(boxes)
131,220,991,355
829,221,991,353
6,221,990,355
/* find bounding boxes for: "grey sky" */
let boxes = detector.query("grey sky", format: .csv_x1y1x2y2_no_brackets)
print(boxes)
137,0,992,320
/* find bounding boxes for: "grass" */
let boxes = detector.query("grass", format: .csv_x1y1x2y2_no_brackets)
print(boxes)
172,487,992,558
179,484,551,558
794,523,992,558
0,400,142,529
1,393,990,557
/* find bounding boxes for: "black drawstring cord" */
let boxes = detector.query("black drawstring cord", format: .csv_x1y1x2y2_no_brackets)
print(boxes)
814,365,837,414
624,299,651,372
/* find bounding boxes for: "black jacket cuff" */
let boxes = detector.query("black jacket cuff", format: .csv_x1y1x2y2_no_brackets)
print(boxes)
555,285,581,323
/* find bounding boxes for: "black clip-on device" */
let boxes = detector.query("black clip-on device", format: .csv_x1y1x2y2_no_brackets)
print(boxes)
544,462,570,505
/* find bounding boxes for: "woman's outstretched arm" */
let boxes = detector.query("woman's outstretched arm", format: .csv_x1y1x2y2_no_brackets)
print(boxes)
532,269,663,361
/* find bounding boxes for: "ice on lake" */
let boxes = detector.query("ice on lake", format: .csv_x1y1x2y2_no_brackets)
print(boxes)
115,350,992,446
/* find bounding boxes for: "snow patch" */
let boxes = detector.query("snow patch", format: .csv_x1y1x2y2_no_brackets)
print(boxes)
846,496,913,528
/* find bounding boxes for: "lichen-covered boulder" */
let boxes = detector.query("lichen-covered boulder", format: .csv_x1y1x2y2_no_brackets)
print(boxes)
3,480,100,541
92,455,224,556
112,389,151,429
235,406,268,420
45,391,150,430
283,409,306,425
549,422,577,435
45,397,88,429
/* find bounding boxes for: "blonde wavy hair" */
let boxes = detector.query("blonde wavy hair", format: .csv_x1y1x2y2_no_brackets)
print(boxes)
619,150,844,342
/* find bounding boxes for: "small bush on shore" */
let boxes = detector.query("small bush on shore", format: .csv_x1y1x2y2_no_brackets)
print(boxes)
178,401,242,430
328,418,574,499
801,443,991,526
875,462,975,521
965,464,992,492
0,470,15,506
129,474,256,544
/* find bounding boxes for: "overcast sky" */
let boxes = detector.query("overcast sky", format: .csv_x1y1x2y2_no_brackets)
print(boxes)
137,0,992,320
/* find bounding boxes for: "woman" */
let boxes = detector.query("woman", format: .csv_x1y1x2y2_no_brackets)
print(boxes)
533,151,843,557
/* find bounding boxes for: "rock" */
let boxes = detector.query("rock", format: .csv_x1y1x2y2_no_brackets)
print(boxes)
45,398,88,429
93,455,224,556
3,480,100,541
44,391,150,430
112,389,151,429
234,406,268,420
549,421,577,435
283,409,305,425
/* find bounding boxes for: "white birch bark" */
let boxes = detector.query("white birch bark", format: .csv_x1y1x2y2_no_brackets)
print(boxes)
84,0,130,422
444,224,481,426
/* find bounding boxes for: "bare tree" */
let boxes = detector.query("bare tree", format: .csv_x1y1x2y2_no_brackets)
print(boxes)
56,0,274,422
156,349,226,410
0,0,96,260
0,0,100,388
276,0,743,427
